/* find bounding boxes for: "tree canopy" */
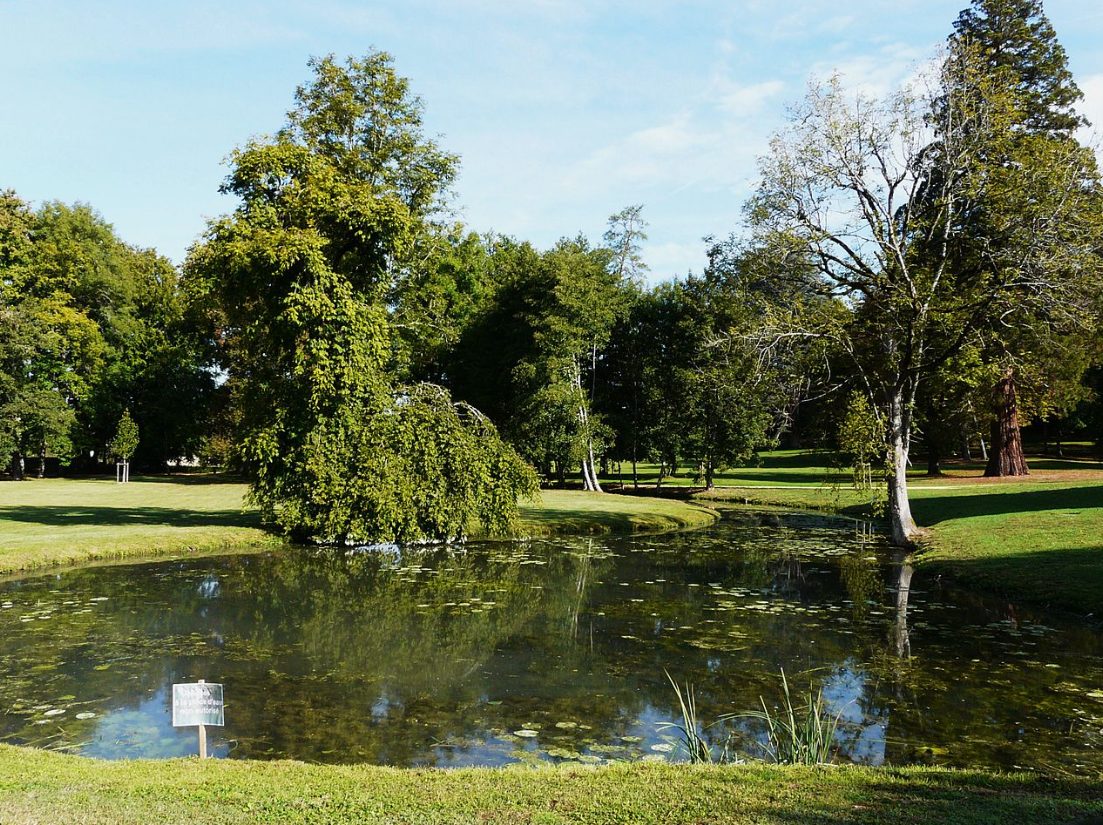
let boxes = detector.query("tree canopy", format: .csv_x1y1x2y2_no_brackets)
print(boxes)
185,52,536,543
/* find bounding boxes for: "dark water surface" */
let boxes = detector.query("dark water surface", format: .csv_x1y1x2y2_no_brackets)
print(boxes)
2,513,1101,771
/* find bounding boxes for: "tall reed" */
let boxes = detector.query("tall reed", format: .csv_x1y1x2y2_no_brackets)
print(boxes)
741,668,840,765
658,670,715,763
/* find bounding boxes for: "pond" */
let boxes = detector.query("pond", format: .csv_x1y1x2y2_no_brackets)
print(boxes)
1,512,1101,772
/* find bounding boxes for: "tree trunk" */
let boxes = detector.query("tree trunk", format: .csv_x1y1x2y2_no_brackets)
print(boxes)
704,458,715,490
37,445,46,478
587,443,603,493
926,441,942,477
887,389,920,547
979,436,988,462
959,431,972,462
984,370,1029,477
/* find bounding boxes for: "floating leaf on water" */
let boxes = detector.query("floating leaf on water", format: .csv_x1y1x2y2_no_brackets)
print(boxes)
545,747,580,759
554,721,577,729
650,743,674,753
75,712,96,720
44,709,65,717
514,729,539,738
620,736,642,743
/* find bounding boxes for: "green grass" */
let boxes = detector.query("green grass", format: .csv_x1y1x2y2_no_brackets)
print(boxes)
0,476,277,573
910,481,1103,615
0,746,1099,825
517,489,718,536
0,477,718,575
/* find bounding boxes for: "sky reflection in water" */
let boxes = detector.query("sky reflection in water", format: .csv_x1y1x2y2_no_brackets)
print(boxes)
1,512,1100,772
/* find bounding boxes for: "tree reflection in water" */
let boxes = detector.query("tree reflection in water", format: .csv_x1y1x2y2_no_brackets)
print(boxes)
0,514,1100,772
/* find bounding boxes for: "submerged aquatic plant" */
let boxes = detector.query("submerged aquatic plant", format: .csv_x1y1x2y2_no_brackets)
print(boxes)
742,668,841,765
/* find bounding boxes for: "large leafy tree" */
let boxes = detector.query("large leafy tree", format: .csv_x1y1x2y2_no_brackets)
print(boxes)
0,193,106,476
947,0,1102,476
185,53,536,543
1,196,214,472
747,44,1099,545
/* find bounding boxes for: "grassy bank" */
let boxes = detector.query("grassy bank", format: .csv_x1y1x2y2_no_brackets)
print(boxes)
0,477,718,575
692,452,1103,615
518,489,718,535
0,746,1099,825
0,476,278,573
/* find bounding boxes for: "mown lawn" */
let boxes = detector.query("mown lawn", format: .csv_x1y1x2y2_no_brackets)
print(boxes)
0,746,1099,825
0,477,718,575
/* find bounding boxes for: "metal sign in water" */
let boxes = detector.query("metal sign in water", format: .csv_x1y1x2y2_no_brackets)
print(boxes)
172,682,224,727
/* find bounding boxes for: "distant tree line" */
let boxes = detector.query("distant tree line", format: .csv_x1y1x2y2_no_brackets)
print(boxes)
2,0,1100,547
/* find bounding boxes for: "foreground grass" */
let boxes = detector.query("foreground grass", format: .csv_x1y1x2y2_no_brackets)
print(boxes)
0,477,717,575
0,747,1099,825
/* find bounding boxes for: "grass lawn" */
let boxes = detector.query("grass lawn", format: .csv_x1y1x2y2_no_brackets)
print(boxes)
0,746,1099,825
0,476,277,573
518,489,717,535
0,477,718,575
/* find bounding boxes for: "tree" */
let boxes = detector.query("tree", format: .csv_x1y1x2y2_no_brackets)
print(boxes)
747,50,1099,546
110,409,139,467
948,0,1101,476
185,52,536,543
510,237,631,491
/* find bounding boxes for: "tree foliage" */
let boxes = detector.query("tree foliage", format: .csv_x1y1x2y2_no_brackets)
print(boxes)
110,409,140,461
185,52,536,543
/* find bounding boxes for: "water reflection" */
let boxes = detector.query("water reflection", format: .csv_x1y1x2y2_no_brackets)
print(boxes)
0,514,1101,773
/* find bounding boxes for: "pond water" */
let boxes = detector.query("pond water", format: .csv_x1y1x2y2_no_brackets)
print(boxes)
1,512,1101,772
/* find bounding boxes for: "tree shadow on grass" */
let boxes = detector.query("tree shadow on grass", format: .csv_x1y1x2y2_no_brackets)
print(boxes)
125,474,248,486
911,484,1103,525
918,543,1103,616
0,505,263,530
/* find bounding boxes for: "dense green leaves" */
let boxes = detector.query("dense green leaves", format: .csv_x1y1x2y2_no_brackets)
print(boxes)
187,52,536,543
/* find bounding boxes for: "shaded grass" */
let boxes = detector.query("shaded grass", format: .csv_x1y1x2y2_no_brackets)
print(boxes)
909,482,1103,615
0,478,718,575
0,746,1100,825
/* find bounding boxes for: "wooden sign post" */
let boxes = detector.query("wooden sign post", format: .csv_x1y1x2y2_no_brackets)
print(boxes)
172,679,224,758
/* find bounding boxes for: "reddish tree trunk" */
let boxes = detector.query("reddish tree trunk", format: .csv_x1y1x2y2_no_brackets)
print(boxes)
984,371,1030,477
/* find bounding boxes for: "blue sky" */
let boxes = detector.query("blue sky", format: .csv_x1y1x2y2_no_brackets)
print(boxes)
2,1,1101,281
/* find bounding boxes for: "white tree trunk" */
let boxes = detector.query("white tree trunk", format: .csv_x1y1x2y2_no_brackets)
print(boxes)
887,389,920,547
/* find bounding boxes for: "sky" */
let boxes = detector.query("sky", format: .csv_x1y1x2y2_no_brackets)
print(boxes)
2,0,1102,282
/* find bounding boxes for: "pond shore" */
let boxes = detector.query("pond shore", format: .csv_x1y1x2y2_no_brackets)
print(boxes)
695,465,1103,616
0,477,719,576
1,745,1099,825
